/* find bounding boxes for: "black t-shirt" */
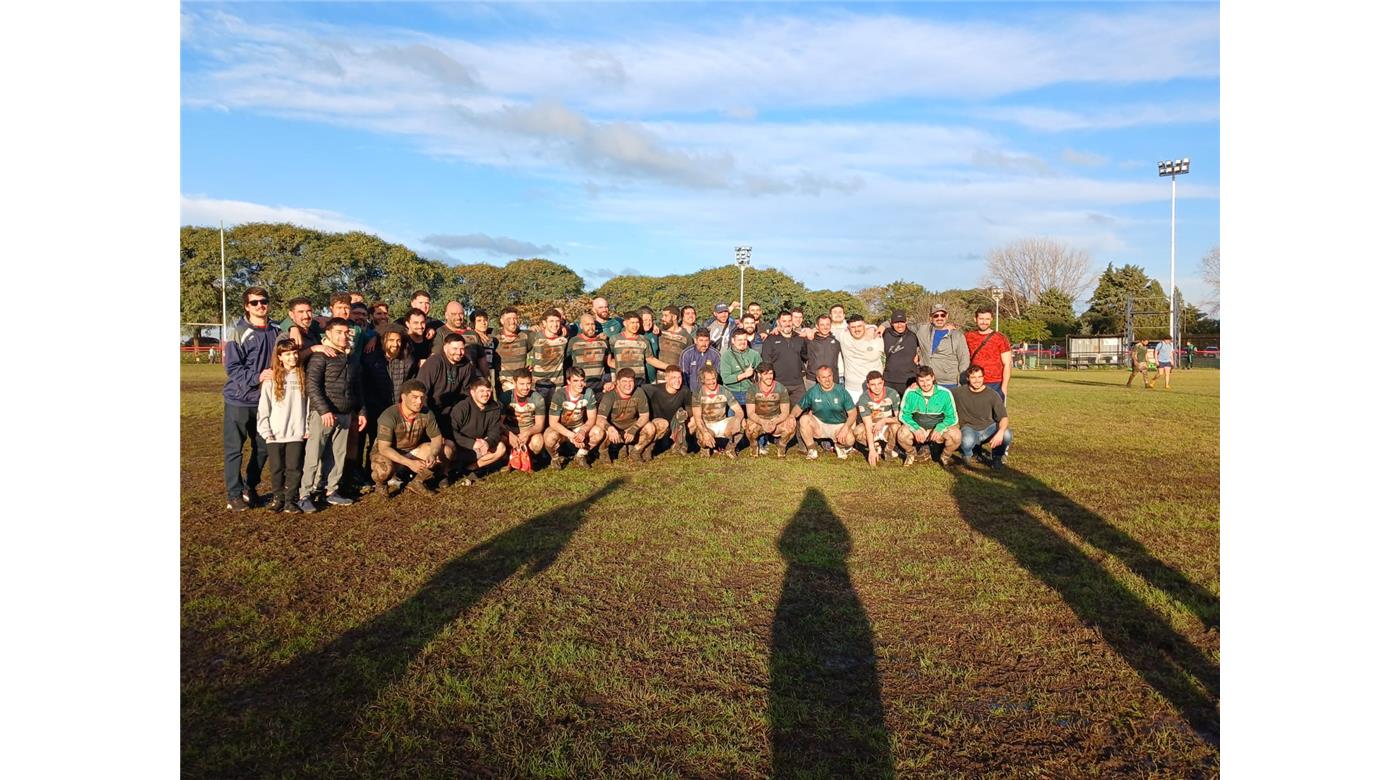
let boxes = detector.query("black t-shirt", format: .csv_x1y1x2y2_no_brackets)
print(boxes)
951,385,1007,431
882,328,919,382
643,383,692,422
406,335,434,365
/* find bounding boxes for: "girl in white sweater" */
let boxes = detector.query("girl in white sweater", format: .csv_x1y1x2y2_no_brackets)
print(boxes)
257,339,310,513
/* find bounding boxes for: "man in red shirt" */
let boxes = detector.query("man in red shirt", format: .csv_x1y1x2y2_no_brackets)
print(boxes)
963,306,1013,399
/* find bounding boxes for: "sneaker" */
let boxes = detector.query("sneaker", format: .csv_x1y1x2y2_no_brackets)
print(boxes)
619,445,632,461
806,447,820,461
283,502,303,514
387,477,404,488
725,445,737,459
959,452,981,469
407,478,438,496
903,450,916,467
325,492,354,506
268,497,285,513
296,498,318,514
938,452,954,468
243,489,261,508
990,458,1005,470
882,446,897,462
914,446,932,463
226,495,249,512
551,453,566,470
759,443,770,456
835,445,852,460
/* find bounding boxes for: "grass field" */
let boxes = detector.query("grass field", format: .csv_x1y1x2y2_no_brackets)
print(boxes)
181,364,1219,778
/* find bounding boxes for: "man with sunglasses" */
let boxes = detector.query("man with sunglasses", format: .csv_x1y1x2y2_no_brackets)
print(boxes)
222,287,282,511
913,303,969,391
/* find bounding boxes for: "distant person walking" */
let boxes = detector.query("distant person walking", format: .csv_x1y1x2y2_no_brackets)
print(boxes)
1126,339,1151,389
1152,337,1175,390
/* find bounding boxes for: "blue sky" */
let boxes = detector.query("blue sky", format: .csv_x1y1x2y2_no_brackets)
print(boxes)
180,1,1219,308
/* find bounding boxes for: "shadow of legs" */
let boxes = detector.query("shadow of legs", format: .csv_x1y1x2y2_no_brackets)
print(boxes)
769,488,894,779
184,479,624,777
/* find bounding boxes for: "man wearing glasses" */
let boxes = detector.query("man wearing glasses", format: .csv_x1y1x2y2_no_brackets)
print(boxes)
913,303,969,392
222,287,282,511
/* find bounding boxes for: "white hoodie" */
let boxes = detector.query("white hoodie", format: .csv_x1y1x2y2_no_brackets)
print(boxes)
257,373,310,444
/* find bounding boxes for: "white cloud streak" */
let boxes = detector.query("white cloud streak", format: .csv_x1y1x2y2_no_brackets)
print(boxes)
180,194,373,234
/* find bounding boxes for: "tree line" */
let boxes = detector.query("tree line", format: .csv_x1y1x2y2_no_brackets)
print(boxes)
181,223,1218,339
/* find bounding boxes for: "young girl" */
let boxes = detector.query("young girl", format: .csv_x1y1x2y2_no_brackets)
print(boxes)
257,338,310,513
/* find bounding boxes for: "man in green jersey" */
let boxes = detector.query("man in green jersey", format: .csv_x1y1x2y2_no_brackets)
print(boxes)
584,297,623,338
899,365,961,467
526,308,569,402
853,370,912,467
797,365,858,460
494,306,533,403
720,329,762,404
744,362,797,457
592,368,655,465
608,311,655,380
1126,339,1151,388
544,367,604,469
568,312,612,395
690,366,745,458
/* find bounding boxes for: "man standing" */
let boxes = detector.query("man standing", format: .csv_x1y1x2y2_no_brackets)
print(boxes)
447,378,508,484
638,307,664,383
762,311,808,410
964,307,1013,399
952,365,1011,469
527,308,569,403
744,362,797,458
739,314,764,350
854,370,911,466
720,329,762,405
432,301,472,354
828,304,849,335
679,305,700,339
706,302,737,349
568,312,612,395
469,309,496,381
690,366,745,458
493,306,533,403
1183,340,1196,370
913,303,969,392
834,314,885,402
585,297,623,338
300,317,368,510
592,368,655,464
402,310,434,366
803,314,843,392
544,367,604,469
608,311,655,382
679,329,721,392
796,365,858,460
417,332,477,431
655,306,694,384
370,379,447,497
1152,337,1175,390
501,368,547,467
881,310,920,392
396,289,443,338
222,287,281,510
642,365,692,457
899,366,960,467
279,296,323,363
1126,339,1151,388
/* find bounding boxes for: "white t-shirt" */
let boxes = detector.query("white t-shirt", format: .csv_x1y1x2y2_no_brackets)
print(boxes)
835,327,885,399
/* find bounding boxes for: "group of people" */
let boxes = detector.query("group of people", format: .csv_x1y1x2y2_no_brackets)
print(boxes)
220,289,1016,513
1126,337,1179,390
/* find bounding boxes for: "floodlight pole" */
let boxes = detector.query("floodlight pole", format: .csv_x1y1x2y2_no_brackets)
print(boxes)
1158,158,1190,350
991,286,1004,332
735,246,752,312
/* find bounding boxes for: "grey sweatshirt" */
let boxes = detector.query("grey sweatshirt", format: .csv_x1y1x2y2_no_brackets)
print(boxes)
913,322,970,385
257,374,310,444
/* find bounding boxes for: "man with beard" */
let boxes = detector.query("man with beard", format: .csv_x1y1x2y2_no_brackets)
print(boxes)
362,328,418,477
402,309,434,366
583,296,623,338
568,312,612,395
432,301,472,354
608,311,655,382
395,289,443,339
964,307,1014,399
678,329,721,392
417,333,477,433
501,368,547,467
654,306,694,384
279,296,324,363
761,310,808,410
690,366,744,458
913,303,969,392
493,306,533,403
526,308,569,403
592,368,654,464
881,310,920,392
803,313,843,392
834,314,885,402
743,362,797,458
369,379,447,498
544,367,604,469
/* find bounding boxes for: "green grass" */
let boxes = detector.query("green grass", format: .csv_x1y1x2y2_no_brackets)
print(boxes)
181,365,1219,777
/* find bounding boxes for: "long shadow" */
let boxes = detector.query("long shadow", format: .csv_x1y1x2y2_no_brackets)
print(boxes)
769,488,893,779
951,467,1219,741
183,479,624,777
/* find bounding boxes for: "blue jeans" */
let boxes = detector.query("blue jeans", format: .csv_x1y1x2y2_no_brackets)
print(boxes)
985,381,1004,399
731,391,747,405
939,383,959,391
223,403,267,501
960,423,1011,462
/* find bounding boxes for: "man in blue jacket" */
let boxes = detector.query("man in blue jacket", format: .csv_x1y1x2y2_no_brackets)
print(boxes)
222,287,281,511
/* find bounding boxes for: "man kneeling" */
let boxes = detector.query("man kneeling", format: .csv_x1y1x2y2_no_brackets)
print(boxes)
593,368,655,465
951,365,1011,469
691,366,745,458
853,370,912,466
641,365,692,458
446,378,508,485
544,367,604,469
502,368,547,470
744,361,797,457
898,365,961,467
371,379,448,497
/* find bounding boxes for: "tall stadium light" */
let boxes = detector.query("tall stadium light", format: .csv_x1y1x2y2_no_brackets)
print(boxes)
991,286,1004,332
1158,158,1190,348
735,246,752,312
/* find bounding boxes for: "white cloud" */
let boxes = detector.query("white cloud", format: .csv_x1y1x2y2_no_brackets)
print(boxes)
1062,148,1109,167
423,233,560,258
978,102,1220,132
180,194,373,234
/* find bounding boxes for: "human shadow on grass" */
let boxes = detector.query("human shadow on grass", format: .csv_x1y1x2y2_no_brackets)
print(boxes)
769,488,893,779
951,467,1219,741
183,479,624,778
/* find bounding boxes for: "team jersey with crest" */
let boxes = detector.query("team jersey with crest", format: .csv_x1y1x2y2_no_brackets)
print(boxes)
748,380,790,421
597,389,650,430
502,390,546,433
656,328,693,373
609,333,654,376
528,332,569,386
694,385,738,423
567,333,611,380
495,331,533,379
549,388,596,431
856,387,902,424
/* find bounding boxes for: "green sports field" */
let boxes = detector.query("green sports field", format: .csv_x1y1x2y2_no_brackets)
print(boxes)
181,364,1219,777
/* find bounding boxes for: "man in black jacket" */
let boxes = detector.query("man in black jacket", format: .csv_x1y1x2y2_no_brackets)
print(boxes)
446,378,507,484
417,332,478,431
882,310,920,391
300,318,367,511
761,311,808,410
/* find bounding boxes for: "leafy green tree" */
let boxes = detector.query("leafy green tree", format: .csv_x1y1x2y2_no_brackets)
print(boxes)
1003,318,1051,344
1081,263,1168,336
497,259,585,307
1025,288,1078,337
801,289,867,320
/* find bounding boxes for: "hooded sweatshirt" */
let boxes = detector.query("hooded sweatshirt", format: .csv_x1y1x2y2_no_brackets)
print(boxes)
257,373,310,444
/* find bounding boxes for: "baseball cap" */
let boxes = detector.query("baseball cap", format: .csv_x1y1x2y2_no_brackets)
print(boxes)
713,303,729,313
890,310,907,323
930,303,949,314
